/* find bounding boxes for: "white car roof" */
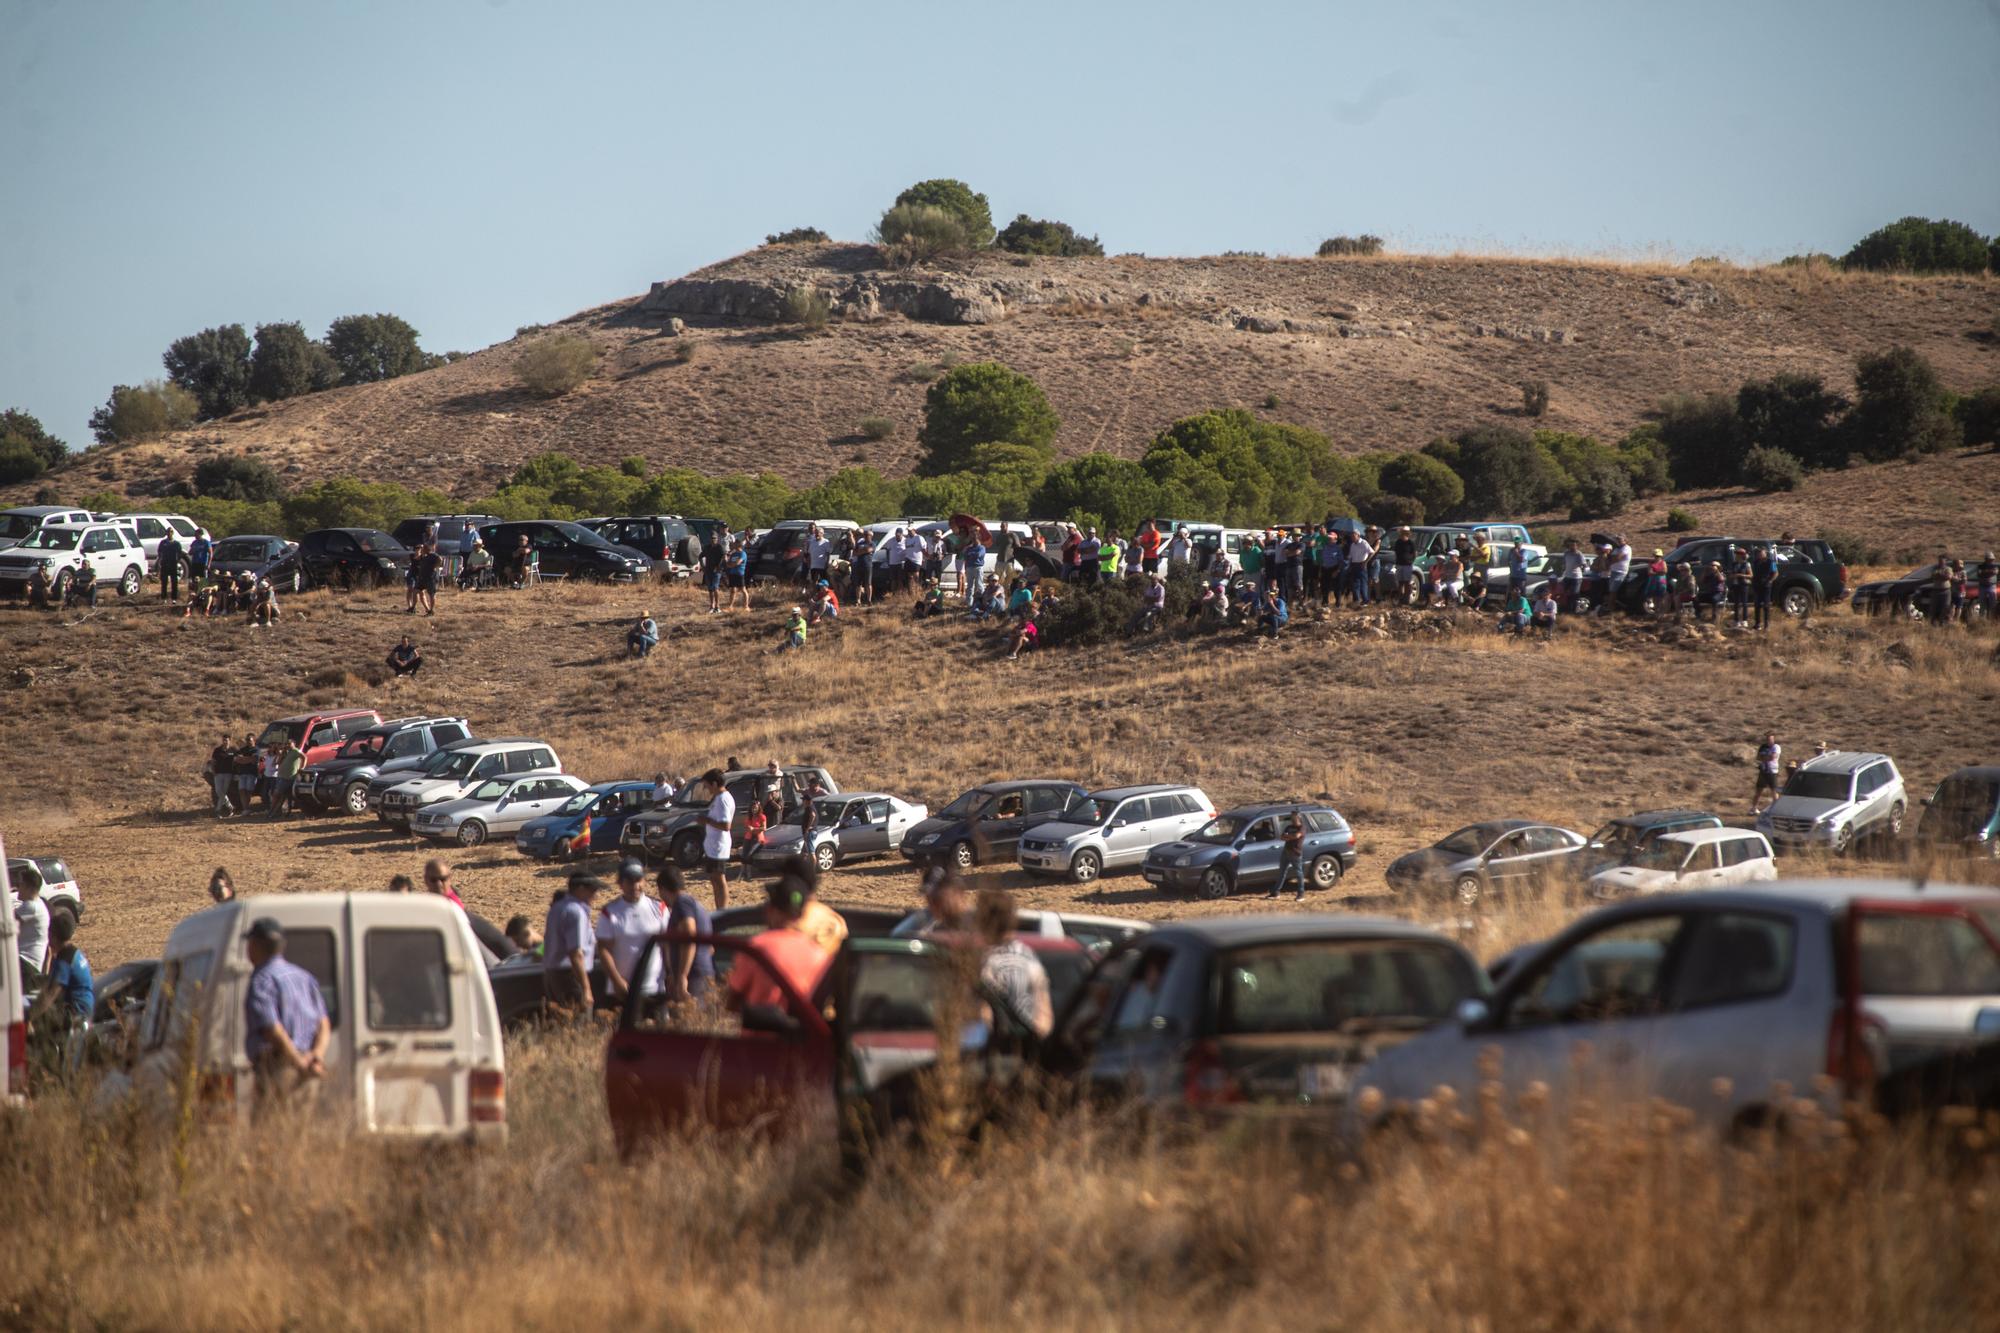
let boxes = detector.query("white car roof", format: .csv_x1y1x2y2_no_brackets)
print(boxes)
1658,828,1770,847
1797,751,1895,775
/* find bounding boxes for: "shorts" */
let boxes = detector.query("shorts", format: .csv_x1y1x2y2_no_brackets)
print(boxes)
415,577,437,594
727,571,746,588
701,855,731,875
1755,771,1778,791
703,569,722,590
542,969,588,1011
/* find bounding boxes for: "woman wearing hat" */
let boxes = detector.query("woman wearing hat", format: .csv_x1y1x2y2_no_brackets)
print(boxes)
1644,549,1670,618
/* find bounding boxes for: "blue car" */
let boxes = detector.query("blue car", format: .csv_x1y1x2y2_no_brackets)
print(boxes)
1141,800,1359,900
514,781,656,861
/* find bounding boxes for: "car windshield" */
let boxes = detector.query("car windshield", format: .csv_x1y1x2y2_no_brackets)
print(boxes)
557,522,615,549
1215,940,1479,1035
16,528,81,551
467,779,512,801
813,796,851,822
432,751,479,778
0,515,40,539
256,721,305,749
938,789,991,820
1588,823,1643,858
1435,825,1498,857
556,791,601,815
1630,841,1692,872
1191,815,1248,845
672,783,711,807
1929,778,2000,834
417,748,466,776
335,734,386,760
352,532,399,553
1784,772,1852,801
214,538,271,560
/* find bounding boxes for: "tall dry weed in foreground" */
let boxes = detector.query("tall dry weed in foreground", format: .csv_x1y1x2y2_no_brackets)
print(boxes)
3,1022,1998,1330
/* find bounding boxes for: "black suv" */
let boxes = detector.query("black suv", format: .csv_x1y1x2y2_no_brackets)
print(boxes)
900,779,1090,870
300,715,474,814
578,515,726,570
391,514,500,552
297,528,411,588
477,520,653,582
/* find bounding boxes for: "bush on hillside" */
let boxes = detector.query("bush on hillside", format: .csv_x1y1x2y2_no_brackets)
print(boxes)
175,495,284,538
995,215,1104,257
0,409,66,471
1520,380,1550,418
193,454,285,503
1848,346,1961,461
784,466,905,524
1740,445,1805,493
765,227,829,245
280,478,456,535
1665,507,1700,533
1841,217,1992,274
1655,392,1746,487
89,380,198,444
0,441,44,483
324,313,432,385
1426,425,1566,519
1361,492,1426,529
1316,235,1384,257
891,179,994,248
249,322,340,404
1822,529,1890,567
163,324,254,420
780,285,832,331
1614,427,1673,496
917,362,1059,474
1376,452,1463,521
1032,454,1161,534
858,416,895,441
517,334,598,397
905,444,1049,520
1736,372,1849,471
874,203,977,267
1035,568,1205,649
1956,387,2000,448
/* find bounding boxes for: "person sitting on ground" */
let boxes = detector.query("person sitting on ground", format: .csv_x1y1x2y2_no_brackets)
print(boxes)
1497,588,1532,634
808,579,840,626
968,573,1004,622
1134,573,1168,632
1531,589,1559,637
773,605,808,654
387,635,423,677
62,557,97,610
1257,584,1288,638
1190,574,1230,625
26,564,52,610
1007,615,1039,661
249,579,279,627
1005,577,1034,622
913,577,948,620
627,612,659,659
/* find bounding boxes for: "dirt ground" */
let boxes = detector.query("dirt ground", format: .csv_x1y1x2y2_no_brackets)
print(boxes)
4,571,1997,972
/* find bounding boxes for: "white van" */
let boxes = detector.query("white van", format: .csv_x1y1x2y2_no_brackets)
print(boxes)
108,894,506,1145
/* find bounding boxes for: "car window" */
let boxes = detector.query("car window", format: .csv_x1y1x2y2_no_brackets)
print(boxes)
1109,948,1177,1035
306,724,336,747
83,529,116,553
365,929,452,1030
469,779,512,801
1506,914,1688,1027
1522,828,1569,854
141,949,214,1051
471,756,502,779
1304,810,1341,833
988,793,1024,819
136,518,166,538
1785,771,1851,802
1175,793,1205,816
864,799,891,823
1685,842,1721,872
1243,819,1277,843
1858,912,2000,996
168,518,199,538
1023,787,1071,816
1215,940,1477,1034
326,533,357,554
1145,796,1184,822
500,749,533,773
1489,832,1528,859
1669,913,1795,1009
383,732,424,759
432,722,468,744
846,951,942,1032
284,928,342,1028
1720,837,1762,868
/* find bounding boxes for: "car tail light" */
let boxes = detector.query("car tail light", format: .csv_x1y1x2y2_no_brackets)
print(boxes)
470,1068,506,1123
1183,1040,1244,1107
6,1021,24,1090
1825,1008,1884,1093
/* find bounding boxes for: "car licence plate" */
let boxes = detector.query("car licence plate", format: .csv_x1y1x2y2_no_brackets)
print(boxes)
1144,870,1164,883
1299,1063,1349,1099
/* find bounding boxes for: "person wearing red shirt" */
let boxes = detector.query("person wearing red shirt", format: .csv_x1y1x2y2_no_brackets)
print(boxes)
1137,521,1163,575
726,875,834,1022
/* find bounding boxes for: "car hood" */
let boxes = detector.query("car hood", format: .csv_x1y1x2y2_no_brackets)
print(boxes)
516,813,577,836
1590,865,1675,893
1021,820,1100,843
1145,839,1225,863
305,756,377,778
904,816,965,844
1763,797,1849,823
1387,849,1460,877
385,775,472,797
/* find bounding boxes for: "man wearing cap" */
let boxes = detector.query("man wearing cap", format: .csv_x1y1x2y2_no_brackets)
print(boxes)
725,875,835,1023
627,611,659,658
542,873,602,1013
774,604,808,653
243,917,330,1107
597,861,666,1010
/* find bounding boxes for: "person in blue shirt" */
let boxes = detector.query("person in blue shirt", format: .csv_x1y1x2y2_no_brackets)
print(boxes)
725,542,750,612
187,532,213,586
542,874,603,1013
1508,544,1531,599
626,613,659,658
658,866,714,1001
34,915,93,1023
1258,585,1288,638
242,917,330,1106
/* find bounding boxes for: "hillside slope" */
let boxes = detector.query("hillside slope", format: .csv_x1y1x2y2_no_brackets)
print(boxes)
49,245,1998,506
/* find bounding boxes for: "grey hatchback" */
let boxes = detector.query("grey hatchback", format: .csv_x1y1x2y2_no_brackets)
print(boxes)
1385,820,1588,907
1142,801,1359,899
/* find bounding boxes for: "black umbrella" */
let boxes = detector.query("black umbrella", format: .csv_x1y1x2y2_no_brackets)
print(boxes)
1328,516,1366,536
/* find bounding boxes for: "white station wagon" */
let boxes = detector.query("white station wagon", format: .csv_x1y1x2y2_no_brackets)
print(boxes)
1590,828,1777,897
411,773,589,847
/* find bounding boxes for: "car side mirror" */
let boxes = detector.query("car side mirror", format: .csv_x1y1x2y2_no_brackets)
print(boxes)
1456,998,1490,1029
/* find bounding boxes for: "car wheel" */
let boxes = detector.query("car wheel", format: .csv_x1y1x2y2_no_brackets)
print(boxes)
1832,824,1853,856
1886,803,1905,838
50,569,72,601
552,837,573,862
1311,853,1342,889
1198,866,1232,900
1572,593,1593,615
671,832,702,870
950,840,976,871
1780,586,1815,617
1453,873,1485,908
342,783,370,815
457,820,487,848
48,902,77,938
118,565,142,597
1069,849,1103,884
815,841,839,873
288,568,301,594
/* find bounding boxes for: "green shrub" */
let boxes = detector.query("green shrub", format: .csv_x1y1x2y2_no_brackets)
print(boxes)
0,409,66,471
163,324,254,420
917,362,1059,474
1563,449,1634,519
193,454,285,503
249,322,339,404
176,495,284,538
1740,445,1805,492
994,215,1103,257
1955,387,2000,447
1842,217,1991,274
1031,454,1160,533
1520,380,1549,418
1778,253,1838,268
858,416,895,441
1615,426,1673,496
1736,372,1849,470
673,338,698,364
515,324,547,339
1433,425,1566,518
891,179,994,248
517,334,598,397
1666,507,1700,533
324,313,431,385
765,227,829,245
1262,393,1281,410
1376,452,1463,520
873,203,976,266
1316,235,1384,257
1655,392,1746,486
904,361,942,383
1361,492,1426,528
0,441,44,483
1036,568,1205,649
281,477,455,535
88,380,198,444
1848,346,1961,461
785,466,905,524
780,285,831,331
1822,529,1889,567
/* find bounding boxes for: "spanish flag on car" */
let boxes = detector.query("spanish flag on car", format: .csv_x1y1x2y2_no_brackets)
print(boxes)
574,813,591,855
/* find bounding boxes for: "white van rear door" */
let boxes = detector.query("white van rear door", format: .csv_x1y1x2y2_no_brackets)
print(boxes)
350,898,473,1137
0,832,20,1104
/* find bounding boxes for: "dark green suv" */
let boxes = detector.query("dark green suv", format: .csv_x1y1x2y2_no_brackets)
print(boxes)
1661,537,1848,617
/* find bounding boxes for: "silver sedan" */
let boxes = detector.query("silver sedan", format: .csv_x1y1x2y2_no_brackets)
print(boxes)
753,792,930,873
410,773,589,847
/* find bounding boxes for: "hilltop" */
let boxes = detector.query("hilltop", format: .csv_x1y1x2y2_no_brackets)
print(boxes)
50,244,1999,513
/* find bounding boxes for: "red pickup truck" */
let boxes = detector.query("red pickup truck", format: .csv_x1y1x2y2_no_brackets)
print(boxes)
604,933,1088,1162
255,708,381,766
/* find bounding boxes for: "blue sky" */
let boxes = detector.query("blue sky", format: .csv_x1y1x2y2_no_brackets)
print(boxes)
4,0,1996,451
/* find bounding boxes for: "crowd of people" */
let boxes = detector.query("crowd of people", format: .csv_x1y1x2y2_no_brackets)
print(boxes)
203,733,309,818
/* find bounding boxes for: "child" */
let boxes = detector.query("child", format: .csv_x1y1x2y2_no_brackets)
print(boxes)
773,605,808,653
1007,616,1039,661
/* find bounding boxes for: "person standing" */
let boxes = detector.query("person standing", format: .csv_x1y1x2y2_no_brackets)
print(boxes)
725,540,750,612
1978,551,2000,621
1645,549,1670,618
658,865,714,1002
257,744,280,812
541,874,602,1014
30,915,94,1069
1166,528,1191,570
273,735,306,817
208,735,236,815
1753,732,1783,815
187,530,213,588
1727,546,1753,629
156,529,184,603
1136,521,1162,576
597,861,666,1011
457,524,478,580
242,918,330,1110
807,524,832,588
1750,543,1777,631
700,532,725,614
1098,531,1122,585
974,889,1052,1036
411,542,443,617
12,864,50,975
962,531,987,603
696,768,735,909
1344,528,1375,608
1560,537,1586,613
1508,543,1530,602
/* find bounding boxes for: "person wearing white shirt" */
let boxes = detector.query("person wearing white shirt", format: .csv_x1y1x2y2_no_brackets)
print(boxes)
696,768,736,909
901,531,927,592
885,529,908,586
807,527,832,585
597,861,667,1004
13,868,50,974
1166,531,1192,568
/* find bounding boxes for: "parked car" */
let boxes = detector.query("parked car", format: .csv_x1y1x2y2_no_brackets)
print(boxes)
1580,810,1725,878
254,708,382,768
411,773,590,847
6,855,83,935
1849,565,1968,621
1588,828,1778,896
1016,785,1217,884
376,739,561,828
364,735,487,816
750,792,929,873
477,520,652,582
97,893,507,1145
296,527,412,589
1436,521,1546,563
746,519,862,584
1665,537,1848,617
514,781,657,860
390,514,500,554
0,521,148,599
1141,801,1359,899
620,765,839,867
1755,750,1906,855
576,515,721,572
1915,766,2000,859
1385,821,1589,906
299,716,473,814
0,505,93,552
205,534,305,591
1042,917,1485,1121
1345,880,2000,1141
901,780,1090,870
116,513,209,574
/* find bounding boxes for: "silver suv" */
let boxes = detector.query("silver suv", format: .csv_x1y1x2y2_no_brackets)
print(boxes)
376,739,560,827
1756,751,1906,855
1016,784,1216,884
